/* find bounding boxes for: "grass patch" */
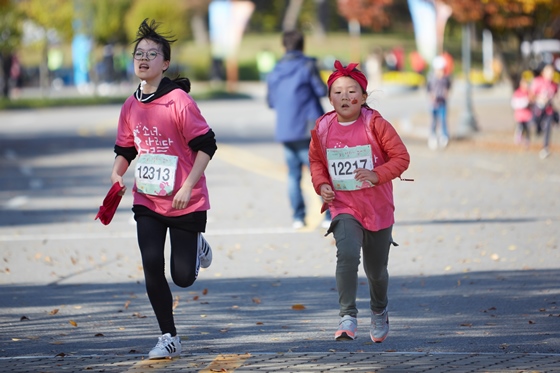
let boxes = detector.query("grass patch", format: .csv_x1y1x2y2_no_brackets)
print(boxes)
0,89,252,110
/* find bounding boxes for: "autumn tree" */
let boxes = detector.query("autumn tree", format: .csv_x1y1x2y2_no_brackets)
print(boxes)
337,0,393,31
336,0,394,61
442,0,560,81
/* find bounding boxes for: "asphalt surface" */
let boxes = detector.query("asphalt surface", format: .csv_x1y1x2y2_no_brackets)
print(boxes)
0,81,559,372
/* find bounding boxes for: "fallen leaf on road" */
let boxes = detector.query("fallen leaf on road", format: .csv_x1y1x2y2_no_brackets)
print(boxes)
252,297,261,304
291,304,306,310
49,309,59,315
202,288,208,295
69,320,77,327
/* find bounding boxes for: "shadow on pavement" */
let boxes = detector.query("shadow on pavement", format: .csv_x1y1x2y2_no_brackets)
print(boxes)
1,269,558,357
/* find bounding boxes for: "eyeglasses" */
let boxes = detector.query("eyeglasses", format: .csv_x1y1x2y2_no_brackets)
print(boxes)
132,50,161,61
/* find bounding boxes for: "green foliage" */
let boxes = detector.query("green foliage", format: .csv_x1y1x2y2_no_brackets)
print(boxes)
91,0,132,45
0,0,23,53
124,0,191,44
19,0,74,42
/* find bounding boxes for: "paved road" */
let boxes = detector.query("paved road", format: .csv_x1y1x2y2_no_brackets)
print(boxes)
0,83,559,372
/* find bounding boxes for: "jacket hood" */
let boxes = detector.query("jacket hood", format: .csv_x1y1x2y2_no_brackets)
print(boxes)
273,51,315,77
133,77,190,103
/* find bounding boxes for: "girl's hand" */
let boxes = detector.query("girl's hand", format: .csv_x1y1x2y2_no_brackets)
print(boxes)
111,175,127,196
320,184,335,203
354,168,378,186
172,187,192,209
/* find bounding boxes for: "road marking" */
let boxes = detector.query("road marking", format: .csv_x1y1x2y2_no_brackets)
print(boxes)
125,358,174,372
199,353,251,373
4,196,29,209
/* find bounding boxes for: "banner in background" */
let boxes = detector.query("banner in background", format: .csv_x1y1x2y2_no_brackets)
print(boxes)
208,0,255,59
72,34,91,87
407,0,437,65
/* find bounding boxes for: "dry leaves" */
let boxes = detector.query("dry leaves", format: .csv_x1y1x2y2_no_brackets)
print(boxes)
291,304,306,311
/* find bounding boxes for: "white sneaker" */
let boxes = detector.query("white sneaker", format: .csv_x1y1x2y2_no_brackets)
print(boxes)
148,333,181,359
428,135,438,150
370,309,389,343
439,135,449,148
292,220,305,229
539,148,550,159
198,233,212,269
321,219,332,229
334,315,357,340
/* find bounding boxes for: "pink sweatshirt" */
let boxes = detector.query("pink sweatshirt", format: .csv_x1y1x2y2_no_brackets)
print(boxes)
116,89,211,217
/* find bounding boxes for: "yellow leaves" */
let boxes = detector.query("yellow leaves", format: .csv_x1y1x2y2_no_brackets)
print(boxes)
68,320,77,327
49,309,59,315
291,304,306,311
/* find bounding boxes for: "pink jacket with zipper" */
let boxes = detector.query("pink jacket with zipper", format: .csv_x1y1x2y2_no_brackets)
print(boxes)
309,106,410,232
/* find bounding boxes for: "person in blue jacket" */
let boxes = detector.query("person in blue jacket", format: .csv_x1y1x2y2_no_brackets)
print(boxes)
266,29,330,229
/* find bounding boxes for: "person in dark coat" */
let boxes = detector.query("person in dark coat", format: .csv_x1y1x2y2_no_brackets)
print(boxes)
266,30,330,229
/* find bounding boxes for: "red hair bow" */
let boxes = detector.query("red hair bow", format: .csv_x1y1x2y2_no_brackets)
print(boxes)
327,60,368,92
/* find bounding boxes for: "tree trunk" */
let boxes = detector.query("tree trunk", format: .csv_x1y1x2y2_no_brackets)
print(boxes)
191,12,209,46
282,0,304,32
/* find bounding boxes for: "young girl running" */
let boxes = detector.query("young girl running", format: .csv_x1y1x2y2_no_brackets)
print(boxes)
109,19,217,359
309,61,410,343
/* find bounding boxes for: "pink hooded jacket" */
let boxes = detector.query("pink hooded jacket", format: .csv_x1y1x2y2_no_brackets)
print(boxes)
309,106,410,232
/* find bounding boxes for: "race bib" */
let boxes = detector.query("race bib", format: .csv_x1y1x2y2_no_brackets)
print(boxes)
327,145,374,191
135,153,178,196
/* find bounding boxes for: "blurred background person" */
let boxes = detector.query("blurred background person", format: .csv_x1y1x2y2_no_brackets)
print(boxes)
426,55,452,150
266,29,331,229
511,76,533,148
530,64,558,159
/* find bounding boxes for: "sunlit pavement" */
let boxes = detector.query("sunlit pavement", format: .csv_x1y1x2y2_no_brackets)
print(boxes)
1,82,559,372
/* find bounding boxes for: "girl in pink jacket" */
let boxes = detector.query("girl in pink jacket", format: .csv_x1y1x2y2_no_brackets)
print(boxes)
110,19,216,360
511,78,532,147
309,61,410,343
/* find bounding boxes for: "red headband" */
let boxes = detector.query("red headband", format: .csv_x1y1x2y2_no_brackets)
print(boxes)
327,60,368,92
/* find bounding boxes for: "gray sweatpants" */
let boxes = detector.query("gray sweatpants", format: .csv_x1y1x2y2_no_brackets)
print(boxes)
328,213,393,317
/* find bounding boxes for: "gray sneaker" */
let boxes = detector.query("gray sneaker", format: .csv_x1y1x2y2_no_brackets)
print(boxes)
334,315,357,340
370,309,389,343
198,233,212,268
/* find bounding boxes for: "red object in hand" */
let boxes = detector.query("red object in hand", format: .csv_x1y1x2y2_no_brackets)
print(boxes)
95,182,125,225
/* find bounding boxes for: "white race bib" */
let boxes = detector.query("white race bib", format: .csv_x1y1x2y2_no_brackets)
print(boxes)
135,153,178,196
327,145,374,191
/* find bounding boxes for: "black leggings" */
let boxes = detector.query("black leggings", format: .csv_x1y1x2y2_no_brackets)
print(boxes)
133,205,206,336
